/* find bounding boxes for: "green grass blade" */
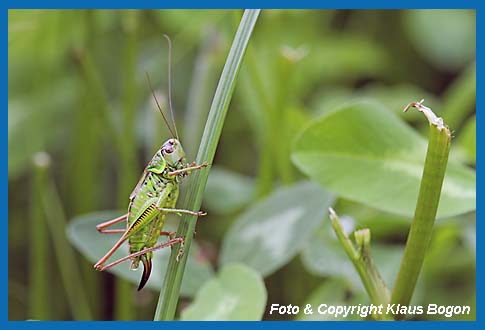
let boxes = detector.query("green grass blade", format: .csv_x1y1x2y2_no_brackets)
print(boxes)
391,101,452,315
114,11,139,321
37,153,93,320
29,153,51,319
154,9,261,321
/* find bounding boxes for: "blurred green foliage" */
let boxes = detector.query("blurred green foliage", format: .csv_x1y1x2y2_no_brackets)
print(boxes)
9,9,475,320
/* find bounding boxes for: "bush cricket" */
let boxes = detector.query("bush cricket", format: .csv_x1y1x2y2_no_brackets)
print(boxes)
93,36,208,291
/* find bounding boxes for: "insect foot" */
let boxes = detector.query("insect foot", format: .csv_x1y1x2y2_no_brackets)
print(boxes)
197,210,207,216
176,239,185,262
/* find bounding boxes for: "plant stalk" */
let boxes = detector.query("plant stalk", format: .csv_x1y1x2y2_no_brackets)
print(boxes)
329,208,392,320
38,153,92,320
391,100,451,315
69,10,103,318
29,153,50,319
114,10,139,321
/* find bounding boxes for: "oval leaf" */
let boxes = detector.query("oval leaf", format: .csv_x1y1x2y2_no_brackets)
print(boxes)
292,101,476,218
220,181,335,276
66,210,214,297
181,263,267,320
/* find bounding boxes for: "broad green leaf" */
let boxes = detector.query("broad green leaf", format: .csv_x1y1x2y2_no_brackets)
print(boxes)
66,211,214,297
403,10,475,71
203,166,256,214
297,278,367,321
301,215,404,289
220,182,334,276
292,101,476,218
181,263,267,320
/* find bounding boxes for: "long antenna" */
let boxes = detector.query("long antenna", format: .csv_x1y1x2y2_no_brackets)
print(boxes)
145,72,176,139
163,34,179,141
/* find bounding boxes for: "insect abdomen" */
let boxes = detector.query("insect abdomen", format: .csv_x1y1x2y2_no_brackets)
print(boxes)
126,172,179,270
129,204,157,234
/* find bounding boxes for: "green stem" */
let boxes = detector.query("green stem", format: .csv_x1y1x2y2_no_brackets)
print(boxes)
154,9,261,321
70,11,102,318
114,10,139,321
329,208,392,320
29,153,50,320
38,153,92,320
391,100,451,315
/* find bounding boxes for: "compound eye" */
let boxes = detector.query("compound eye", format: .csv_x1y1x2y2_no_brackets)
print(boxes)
163,146,173,154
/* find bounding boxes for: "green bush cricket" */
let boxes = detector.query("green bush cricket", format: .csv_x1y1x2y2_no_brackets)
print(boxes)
93,36,208,291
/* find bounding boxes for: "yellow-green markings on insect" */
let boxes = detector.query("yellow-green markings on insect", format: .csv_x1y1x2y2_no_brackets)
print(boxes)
93,35,208,291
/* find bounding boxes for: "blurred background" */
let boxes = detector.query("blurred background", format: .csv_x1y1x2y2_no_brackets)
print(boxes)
8,10,475,320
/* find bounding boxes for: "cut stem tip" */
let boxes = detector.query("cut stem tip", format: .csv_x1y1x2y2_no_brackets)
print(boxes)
403,99,446,130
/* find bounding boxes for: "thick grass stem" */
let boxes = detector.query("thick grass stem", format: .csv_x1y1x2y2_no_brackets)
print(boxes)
391,100,451,316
